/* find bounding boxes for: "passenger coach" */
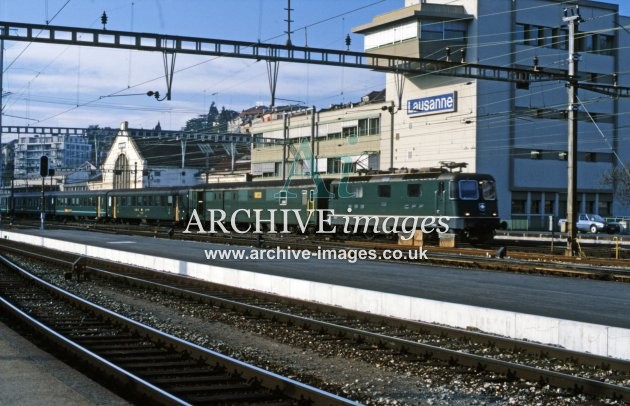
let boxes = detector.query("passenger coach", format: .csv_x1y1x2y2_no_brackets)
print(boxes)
188,178,331,233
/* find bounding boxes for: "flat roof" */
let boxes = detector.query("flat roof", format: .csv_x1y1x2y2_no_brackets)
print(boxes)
353,3,472,34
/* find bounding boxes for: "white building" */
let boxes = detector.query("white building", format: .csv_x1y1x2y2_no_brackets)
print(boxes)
351,0,630,228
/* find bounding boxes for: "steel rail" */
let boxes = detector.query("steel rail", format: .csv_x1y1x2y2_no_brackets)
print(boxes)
0,296,191,406
0,254,356,405
5,243,625,402
89,265,630,401
1,239,630,368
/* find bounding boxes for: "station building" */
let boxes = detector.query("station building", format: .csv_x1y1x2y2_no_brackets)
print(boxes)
93,122,250,190
353,0,630,228
248,0,630,229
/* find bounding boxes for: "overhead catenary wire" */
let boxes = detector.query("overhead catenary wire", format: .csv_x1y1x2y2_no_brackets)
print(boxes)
3,0,629,137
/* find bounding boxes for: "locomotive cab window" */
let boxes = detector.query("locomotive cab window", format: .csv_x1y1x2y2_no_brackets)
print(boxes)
377,184,391,198
459,180,480,200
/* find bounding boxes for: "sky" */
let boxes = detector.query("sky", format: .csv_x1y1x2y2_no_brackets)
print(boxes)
0,0,403,131
0,0,629,132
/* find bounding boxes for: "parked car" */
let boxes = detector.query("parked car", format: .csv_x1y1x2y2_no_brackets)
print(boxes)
558,213,621,234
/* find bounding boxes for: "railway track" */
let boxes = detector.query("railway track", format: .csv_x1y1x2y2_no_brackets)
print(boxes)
0,253,354,405
3,243,629,404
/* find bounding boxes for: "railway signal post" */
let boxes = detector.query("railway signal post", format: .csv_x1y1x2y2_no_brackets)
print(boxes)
40,155,48,230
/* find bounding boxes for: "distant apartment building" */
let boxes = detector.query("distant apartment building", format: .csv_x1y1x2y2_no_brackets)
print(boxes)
14,134,92,178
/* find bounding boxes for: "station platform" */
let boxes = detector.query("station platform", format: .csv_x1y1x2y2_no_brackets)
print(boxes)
0,319,129,405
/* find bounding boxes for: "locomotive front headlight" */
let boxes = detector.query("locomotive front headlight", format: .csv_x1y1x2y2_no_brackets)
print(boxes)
492,212,497,216
465,212,470,216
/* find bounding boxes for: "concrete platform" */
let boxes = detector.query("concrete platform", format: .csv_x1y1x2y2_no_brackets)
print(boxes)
0,319,129,406
2,229,629,360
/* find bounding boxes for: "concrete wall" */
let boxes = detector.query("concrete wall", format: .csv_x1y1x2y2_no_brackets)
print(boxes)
2,230,628,361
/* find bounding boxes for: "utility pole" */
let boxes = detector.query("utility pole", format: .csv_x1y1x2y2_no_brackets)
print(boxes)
382,101,395,172
310,106,316,177
285,0,293,47
282,112,287,182
563,6,582,256
0,30,4,184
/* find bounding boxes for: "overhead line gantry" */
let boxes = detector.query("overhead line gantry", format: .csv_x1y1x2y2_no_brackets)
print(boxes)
0,20,569,90
2,20,630,100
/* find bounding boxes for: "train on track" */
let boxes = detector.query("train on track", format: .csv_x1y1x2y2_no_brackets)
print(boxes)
0,171,500,241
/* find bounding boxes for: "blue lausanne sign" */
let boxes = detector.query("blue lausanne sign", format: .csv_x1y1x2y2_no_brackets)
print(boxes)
407,92,457,117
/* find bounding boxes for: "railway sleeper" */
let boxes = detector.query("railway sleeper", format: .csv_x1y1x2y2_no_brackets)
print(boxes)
150,375,238,385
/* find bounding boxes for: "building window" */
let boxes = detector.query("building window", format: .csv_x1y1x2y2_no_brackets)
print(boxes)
515,23,536,46
421,22,443,41
327,158,342,174
444,21,467,41
358,119,369,136
597,34,614,55
598,200,611,216
551,27,568,49
586,200,595,213
421,21,467,41
531,199,540,214
512,199,526,214
369,117,380,135
342,126,357,138
577,33,594,52
327,132,341,140
538,27,552,47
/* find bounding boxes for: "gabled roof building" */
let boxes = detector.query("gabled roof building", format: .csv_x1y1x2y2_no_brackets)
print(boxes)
92,122,250,190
